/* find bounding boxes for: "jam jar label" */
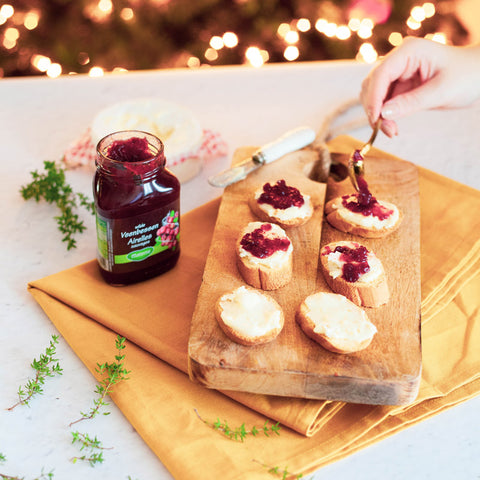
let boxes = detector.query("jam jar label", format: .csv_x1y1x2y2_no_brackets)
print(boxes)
96,205,180,271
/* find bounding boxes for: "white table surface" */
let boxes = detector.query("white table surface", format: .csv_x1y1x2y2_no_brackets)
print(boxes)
1,60,479,480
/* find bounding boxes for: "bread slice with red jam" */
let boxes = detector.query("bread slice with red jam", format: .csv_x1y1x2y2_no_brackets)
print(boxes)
249,179,313,228
236,221,293,290
325,177,402,238
320,241,389,307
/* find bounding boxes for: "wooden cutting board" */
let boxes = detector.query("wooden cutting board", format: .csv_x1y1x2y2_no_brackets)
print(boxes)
188,138,421,405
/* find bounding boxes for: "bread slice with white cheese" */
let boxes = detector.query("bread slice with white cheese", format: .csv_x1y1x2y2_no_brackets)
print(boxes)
325,195,402,238
320,240,390,307
249,179,313,228
236,221,293,290
215,286,284,345
296,291,377,354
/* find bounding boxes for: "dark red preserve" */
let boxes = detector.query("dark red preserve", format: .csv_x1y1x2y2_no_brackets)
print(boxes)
94,130,180,285
258,179,304,209
334,245,370,283
240,224,290,258
342,173,393,220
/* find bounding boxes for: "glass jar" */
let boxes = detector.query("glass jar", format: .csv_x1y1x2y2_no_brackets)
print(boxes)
93,130,180,285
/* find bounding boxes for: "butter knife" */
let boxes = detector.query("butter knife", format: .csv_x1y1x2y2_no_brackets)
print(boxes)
208,126,316,188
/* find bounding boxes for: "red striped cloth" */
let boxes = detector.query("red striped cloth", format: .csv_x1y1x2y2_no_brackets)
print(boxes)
63,128,228,169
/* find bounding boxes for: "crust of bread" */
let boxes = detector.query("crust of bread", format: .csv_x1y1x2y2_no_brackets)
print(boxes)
236,224,293,290
320,242,390,307
325,197,403,238
296,292,376,354
215,287,284,346
248,194,313,229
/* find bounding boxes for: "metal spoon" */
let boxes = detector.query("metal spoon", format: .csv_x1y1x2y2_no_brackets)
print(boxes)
348,118,381,191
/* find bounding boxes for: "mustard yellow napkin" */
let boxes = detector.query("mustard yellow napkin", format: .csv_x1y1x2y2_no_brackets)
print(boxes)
28,136,480,479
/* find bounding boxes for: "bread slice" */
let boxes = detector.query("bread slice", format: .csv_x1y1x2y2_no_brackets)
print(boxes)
215,286,284,346
325,195,402,238
236,221,293,290
296,292,377,354
249,179,313,228
320,241,390,307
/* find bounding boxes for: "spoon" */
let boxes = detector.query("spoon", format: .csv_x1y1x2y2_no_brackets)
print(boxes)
348,118,381,191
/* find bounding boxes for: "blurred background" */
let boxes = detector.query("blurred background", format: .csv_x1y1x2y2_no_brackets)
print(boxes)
1,0,479,78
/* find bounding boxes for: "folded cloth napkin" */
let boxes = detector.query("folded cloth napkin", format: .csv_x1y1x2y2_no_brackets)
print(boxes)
28,136,480,479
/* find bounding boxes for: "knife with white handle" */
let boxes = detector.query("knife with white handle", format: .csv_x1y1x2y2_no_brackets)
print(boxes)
208,126,316,188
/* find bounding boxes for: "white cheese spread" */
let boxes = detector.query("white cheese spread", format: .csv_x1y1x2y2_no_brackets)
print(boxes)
219,286,282,338
305,292,377,341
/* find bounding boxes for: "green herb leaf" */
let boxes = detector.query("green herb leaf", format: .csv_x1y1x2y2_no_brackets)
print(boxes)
69,335,130,426
20,160,94,250
7,335,62,410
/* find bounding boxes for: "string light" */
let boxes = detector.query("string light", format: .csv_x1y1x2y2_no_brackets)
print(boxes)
222,31,238,48
187,56,201,68
245,46,268,67
357,42,377,63
88,66,104,77
204,47,218,61
283,45,299,61
335,25,351,40
31,54,51,72
24,11,39,30
388,31,403,46
46,63,61,78
296,18,311,32
120,8,134,21
423,2,436,18
3,26,18,48
0,0,455,77
284,29,299,44
209,35,224,49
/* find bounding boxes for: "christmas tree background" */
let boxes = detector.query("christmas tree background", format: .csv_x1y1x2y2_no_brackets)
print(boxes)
0,0,477,78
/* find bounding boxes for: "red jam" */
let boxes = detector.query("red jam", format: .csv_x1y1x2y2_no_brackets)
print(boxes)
240,223,290,259
258,179,304,210
94,130,180,285
342,174,393,220
106,137,153,163
322,244,370,283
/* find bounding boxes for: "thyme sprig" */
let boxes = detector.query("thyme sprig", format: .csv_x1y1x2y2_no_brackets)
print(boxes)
7,335,62,411
20,160,94,250
253,460,304,479
69,335,130,427
194,409,281,442
70,431,112,467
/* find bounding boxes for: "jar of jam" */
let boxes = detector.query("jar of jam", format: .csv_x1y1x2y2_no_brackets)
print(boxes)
93,130,180,285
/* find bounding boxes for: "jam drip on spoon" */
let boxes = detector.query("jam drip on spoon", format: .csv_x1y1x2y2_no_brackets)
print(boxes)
241,223,291,259
258,179,304,210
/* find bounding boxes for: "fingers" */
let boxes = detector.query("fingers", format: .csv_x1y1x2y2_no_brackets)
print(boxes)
360,37,436,128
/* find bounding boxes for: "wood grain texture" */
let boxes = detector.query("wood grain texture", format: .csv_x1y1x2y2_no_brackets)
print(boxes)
188,140,421,405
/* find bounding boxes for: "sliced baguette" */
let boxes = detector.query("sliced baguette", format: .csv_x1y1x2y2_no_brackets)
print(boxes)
320,241,390,307
249,180,313,228
215,286,284,346
296,292,377,354
325,195,402,238
236,221,293,290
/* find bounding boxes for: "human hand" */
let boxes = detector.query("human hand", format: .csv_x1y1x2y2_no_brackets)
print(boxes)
360,37,480,137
